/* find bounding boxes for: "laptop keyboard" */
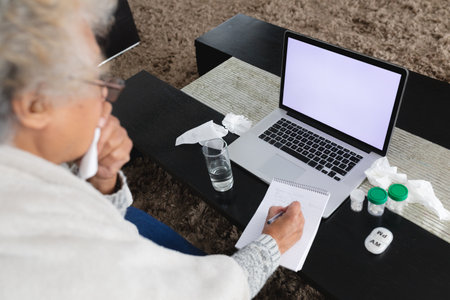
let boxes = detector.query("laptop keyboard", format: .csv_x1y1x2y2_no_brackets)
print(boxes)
258,118,363,181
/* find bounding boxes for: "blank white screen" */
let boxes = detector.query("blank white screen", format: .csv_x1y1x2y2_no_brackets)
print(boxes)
282,38,401,150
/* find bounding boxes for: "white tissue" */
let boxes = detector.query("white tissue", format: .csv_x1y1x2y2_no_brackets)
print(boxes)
175,120,228,146
78,128,101,180
365,157,450,221
222,113,252,136
365,157,407,189
406,180,450,221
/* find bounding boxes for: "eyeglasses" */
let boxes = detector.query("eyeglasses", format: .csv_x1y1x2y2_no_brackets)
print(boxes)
82,75,125,103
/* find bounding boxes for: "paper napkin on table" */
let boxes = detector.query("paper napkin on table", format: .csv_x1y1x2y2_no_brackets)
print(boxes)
175,120,228,146
222,113,252,136
365,157,407,189
365,157,450,221
406,180,450,221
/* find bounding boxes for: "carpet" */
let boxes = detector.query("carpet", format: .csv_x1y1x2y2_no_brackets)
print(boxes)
108,1,449,299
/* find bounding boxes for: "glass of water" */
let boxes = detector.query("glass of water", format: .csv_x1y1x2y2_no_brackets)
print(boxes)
202,138,234,192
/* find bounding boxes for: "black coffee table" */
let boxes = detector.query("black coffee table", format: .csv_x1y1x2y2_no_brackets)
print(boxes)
112,70,449,300
112,14,449,300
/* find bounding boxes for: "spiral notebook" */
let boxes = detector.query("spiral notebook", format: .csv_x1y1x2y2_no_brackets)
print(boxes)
235,178,330,271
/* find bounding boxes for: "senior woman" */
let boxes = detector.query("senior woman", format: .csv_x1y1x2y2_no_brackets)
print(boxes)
0,0,305,299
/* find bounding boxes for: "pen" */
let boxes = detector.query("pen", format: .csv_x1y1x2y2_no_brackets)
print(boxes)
267,211,284,225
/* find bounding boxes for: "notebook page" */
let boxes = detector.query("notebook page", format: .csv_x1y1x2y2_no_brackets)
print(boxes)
235,178,330,271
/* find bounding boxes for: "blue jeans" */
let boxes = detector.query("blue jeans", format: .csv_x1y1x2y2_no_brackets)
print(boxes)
125,206,206,256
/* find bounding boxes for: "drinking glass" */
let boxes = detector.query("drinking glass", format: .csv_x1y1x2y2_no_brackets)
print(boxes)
202,139,234,192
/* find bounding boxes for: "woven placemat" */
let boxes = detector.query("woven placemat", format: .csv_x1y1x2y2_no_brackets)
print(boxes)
182,57,450,243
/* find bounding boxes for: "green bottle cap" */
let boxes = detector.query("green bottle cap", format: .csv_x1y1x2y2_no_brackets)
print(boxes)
388,184,408,201
367,187,388,205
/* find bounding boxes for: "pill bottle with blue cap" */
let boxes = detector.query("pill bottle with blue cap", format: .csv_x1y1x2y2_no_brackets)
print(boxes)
387,183,408,213
367,187,388,216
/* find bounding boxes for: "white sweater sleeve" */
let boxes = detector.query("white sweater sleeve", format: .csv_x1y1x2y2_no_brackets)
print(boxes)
0,146,252,300
232,234,281,298
103,171,133,216
66,162,133,216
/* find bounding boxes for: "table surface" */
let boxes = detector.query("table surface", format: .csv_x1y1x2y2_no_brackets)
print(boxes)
182,56,450,243
112,70,450,300
112,13,450,300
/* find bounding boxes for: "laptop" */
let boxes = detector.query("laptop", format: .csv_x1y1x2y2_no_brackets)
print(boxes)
228,31,408,218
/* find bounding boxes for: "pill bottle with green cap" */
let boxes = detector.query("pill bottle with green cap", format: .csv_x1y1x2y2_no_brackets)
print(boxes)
367,187,388,216
387,184,408,213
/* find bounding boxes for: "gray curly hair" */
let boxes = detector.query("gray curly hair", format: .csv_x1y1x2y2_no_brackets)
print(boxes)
0,0,117,142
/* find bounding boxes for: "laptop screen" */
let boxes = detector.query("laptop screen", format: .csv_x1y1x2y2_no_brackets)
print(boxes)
281,36,403,152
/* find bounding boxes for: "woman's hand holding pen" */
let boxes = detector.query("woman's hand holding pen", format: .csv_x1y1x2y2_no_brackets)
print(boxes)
262,201,305,254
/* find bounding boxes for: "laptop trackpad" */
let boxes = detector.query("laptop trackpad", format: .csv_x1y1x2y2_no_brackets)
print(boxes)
258,154,305,182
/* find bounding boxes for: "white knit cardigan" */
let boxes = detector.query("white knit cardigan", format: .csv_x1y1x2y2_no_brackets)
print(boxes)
0,146,250,299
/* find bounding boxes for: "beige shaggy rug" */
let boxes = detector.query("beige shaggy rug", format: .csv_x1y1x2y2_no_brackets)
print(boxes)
109,1,449,299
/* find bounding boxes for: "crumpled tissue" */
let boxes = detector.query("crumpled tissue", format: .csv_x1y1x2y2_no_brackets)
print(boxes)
175,120,228,146
406,180,450,221
364,157,407,189
222,113,252,136
365,157,450,221
78,127,101,180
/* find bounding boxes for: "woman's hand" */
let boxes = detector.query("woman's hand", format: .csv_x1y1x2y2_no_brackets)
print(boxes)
262,201,305,254
88,102,133,194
